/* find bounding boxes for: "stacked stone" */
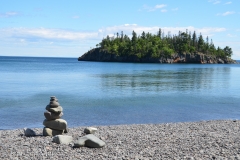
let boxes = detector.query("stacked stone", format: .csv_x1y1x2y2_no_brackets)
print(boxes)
43,96,68,136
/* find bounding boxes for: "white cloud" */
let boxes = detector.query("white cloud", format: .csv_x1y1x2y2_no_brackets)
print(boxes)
140,4,167,12
20,39,25,42
0,12,19,18
208,0,221,4
214,1,221,4
172,8,179,11
155,4,167,9
222,11,235,16
227,34,237,37
161,9,168,13
217,11,235,16
0,28,98,41
224,1,232,5
0,25,227,43
98,24,226,39
124,24,137,26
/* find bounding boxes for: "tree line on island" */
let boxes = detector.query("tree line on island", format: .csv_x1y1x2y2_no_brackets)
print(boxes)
79,29,236,63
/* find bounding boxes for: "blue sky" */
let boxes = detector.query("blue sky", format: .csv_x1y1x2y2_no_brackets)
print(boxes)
0,0,240,59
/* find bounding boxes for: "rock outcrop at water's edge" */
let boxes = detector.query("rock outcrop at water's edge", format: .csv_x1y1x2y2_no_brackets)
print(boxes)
78,48,237,64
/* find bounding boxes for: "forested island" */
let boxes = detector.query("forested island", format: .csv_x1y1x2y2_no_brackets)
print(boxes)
78,29,236,64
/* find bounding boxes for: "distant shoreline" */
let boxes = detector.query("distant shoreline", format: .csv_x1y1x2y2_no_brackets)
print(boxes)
78,48,237,64
0,56,238,63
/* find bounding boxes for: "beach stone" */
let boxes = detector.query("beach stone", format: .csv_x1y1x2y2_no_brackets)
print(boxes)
48,101,60,108
43,127,64,136
50,96,58,101
74,134,105,148
52,135,73,144
23,128,36,137
84,127,97,134
64,128,69,133
44,110,63,120
49,97,58,102
43,119,67,130
50,98,58,102
46,105,63,113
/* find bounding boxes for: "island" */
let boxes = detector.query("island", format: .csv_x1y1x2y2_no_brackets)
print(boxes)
78,29,237,64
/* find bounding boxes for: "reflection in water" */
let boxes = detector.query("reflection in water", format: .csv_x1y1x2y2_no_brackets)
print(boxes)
99,67,231,95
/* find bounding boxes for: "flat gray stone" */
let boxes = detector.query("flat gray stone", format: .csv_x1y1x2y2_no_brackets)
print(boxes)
44,110,63,120
46,105,63,113
43,119,67,130
48,100,60,108
50,96,58,102
50,98,58,102
52,135,73,144
23,128,36,137
43,127,64,136
74,134,105,148
84,127,97,134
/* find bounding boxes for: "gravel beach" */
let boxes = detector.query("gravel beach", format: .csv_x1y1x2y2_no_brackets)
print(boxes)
1,120,240,159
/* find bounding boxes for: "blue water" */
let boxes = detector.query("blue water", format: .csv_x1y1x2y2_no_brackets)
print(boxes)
0,56,240,129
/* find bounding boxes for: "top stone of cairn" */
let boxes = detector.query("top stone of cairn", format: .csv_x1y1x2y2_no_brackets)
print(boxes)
47,96,60,108
50,96,58,101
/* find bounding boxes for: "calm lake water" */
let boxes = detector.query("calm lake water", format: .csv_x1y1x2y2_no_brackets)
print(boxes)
0,56,240,129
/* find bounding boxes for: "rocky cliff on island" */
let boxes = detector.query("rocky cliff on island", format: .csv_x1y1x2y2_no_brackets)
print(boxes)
78,29,237,64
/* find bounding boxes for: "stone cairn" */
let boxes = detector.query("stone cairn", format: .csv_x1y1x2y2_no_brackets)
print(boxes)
43,96,68,136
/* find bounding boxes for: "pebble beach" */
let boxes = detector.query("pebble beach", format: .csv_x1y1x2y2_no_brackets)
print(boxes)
1,120,240,159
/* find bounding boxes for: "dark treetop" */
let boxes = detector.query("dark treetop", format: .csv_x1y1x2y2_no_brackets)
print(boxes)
79,29,236,64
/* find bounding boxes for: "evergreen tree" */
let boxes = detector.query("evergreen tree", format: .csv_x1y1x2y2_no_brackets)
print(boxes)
141,31,146,39
132,30,137,42
121,31,124,41
157,28,162,39
198,33,204,52
192,31,197,48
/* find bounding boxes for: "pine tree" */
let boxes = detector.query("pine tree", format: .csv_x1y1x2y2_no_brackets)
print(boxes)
141,31,146,39
157,28,162,39
198,33,204,52
131,30,137,43
192,31,197,48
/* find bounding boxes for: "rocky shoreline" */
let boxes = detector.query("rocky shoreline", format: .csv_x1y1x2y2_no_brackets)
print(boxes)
78,48,237,64
1,120,240,159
